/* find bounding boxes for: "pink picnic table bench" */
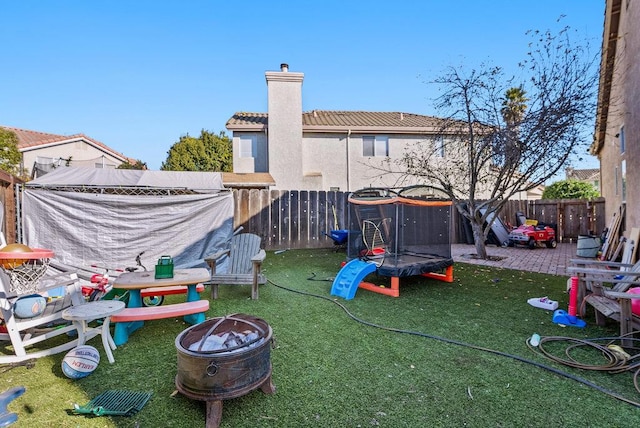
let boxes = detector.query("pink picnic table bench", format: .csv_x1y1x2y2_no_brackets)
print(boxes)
111,268,210,345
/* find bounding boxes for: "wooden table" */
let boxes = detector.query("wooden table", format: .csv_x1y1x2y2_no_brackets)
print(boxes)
62,300,126,364
112,268,210,345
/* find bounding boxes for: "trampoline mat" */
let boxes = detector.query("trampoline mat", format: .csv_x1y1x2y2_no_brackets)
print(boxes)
375,253,453,278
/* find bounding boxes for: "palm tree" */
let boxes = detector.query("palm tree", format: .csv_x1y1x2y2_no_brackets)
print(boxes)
500,86,528,166
501,86,528,126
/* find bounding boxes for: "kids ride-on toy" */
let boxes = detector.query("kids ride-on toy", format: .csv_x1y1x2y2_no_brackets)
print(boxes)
507,224,557,249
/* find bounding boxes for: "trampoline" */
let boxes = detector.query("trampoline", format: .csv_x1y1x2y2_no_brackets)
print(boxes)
331,186,453,299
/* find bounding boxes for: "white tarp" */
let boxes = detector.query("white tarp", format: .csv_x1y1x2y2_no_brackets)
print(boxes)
22,168,234,271
26,167,226,190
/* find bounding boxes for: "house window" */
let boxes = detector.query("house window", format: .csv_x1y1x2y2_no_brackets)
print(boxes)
621,160,626,203
619,125,625,154
434,136,445,157
239,136,257,158
363,136,388,157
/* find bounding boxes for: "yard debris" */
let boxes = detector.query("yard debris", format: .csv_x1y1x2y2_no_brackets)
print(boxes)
188,329,264,353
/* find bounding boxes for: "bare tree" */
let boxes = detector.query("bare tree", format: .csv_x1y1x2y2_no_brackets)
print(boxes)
395,25,598,259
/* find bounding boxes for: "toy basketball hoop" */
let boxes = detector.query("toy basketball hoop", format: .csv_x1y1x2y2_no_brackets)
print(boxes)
0,248,54,294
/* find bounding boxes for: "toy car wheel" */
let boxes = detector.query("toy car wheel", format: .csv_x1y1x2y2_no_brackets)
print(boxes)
143,295,164,307
546,238,557,249
528,238,536,249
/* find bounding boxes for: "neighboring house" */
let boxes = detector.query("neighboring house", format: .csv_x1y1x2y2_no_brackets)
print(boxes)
591,0,639,229
565,167,600,189
512,184,544,201
1,126,130,178
226,64,543,199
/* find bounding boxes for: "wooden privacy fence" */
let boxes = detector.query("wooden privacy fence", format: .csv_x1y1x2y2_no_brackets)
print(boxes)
0,171,23,244
0,180,607,249
233,190,606,250
232,190,351,250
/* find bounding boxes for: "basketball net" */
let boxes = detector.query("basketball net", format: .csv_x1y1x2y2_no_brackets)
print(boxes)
2,258,51,294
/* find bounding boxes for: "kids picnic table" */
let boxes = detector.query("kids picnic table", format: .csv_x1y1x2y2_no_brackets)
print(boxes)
111,268,210,345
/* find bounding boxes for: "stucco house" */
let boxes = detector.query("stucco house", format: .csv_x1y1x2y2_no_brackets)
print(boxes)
1,126,130,178
591,0,638,230
226,64,544,199
226,63,449,192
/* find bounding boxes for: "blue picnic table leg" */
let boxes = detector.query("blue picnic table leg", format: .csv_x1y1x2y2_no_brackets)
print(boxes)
183,284,205,325
113,290,144,346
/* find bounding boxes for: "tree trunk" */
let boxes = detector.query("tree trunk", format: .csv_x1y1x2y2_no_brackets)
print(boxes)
471,220,488,259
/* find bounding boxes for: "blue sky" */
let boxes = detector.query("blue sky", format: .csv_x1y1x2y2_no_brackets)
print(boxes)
2,1,605,171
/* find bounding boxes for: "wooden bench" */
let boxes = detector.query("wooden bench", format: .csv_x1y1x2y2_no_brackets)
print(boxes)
111,300,209,323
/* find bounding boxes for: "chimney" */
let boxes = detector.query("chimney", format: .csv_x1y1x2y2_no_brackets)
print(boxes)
265,63,305,190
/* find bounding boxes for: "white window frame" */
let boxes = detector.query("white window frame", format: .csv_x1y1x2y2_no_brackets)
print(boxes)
362,136,389,157
239,136,257,158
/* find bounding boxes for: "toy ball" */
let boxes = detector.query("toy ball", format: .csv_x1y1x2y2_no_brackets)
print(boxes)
13,294,47,318
627,287,640,316
62,345,100,379
0,243,33,269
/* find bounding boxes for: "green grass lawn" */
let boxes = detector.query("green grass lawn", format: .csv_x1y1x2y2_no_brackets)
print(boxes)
2,248,639,427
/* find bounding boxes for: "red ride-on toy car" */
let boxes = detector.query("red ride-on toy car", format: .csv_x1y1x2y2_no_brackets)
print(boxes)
507,224,557,249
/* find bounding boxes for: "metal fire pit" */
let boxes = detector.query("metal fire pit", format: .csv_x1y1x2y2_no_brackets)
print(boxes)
175,313,275,428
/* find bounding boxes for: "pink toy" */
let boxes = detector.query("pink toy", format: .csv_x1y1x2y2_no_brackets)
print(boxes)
568,276,579,316
627,287,640,316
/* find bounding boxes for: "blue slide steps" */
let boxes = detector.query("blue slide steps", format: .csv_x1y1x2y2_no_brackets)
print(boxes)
330,259,377,300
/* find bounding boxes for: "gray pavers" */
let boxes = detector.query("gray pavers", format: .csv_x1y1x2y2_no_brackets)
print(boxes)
451,243,578,276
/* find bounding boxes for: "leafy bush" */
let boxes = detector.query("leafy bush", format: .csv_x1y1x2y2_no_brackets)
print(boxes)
542,179,599,199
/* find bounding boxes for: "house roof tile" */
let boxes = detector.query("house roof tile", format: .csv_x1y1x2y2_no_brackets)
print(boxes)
226,110,444,133
1,125,130,161
566,168,600,181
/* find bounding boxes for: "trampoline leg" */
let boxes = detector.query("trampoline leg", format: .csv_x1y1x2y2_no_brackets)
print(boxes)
421,265,454,283
358,278,401,297
390,276,400,293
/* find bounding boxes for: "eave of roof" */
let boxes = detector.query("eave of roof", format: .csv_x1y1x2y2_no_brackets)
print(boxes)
222,172,275,188
592,0,621,155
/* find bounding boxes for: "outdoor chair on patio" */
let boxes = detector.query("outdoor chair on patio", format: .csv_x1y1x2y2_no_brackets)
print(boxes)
567,239,636,304
567,248,640,344
205,233,266,300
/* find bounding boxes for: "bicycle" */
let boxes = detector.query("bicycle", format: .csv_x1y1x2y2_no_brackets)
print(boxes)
81,252,165,306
